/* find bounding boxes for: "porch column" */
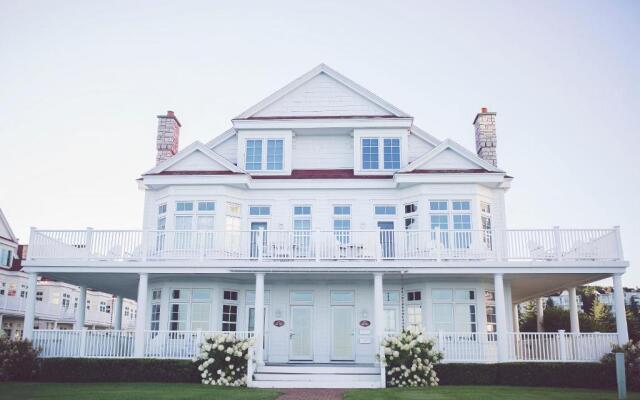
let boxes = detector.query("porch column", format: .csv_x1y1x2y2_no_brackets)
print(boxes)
254,273,265,365
493,273,508,362
74,286,87,330
373,273,384,356
134,273,148,357
512,304,520,333
23,273,38,340
536,297,545,332
113,296,123,330
568,287,580,333
613,274,629,344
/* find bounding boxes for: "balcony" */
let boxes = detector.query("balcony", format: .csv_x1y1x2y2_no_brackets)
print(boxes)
27,228,623,263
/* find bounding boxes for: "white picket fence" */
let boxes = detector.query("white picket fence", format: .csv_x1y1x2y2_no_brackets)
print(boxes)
28,228,622,262
32,329,617,363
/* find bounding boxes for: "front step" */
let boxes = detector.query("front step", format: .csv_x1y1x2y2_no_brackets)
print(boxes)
250,364,383,388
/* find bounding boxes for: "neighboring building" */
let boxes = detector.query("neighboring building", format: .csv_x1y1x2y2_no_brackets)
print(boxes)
21,65,630,388
0,209,136,338
543,290,584,312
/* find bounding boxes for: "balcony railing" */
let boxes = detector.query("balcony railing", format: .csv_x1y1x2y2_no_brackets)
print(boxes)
27,228,623,263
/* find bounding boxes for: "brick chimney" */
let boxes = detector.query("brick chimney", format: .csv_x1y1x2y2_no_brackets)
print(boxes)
473,107,497,167
156,110,181,165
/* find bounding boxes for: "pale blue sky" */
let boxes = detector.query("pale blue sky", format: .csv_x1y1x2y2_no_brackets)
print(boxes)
1,1,638,284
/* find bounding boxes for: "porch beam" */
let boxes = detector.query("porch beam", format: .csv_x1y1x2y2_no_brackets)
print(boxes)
134,273,148,357
373,272,384,360
568,287,580,333
613,274,629,344
74,285,87,330
494,273,508,362
23,272,38,340
255,273,265,365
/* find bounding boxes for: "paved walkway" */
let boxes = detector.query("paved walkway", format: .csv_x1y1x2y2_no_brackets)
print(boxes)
276,388,345,400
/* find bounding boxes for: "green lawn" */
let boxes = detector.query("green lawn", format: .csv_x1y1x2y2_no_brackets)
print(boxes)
345,386,638,400
0,383,280,400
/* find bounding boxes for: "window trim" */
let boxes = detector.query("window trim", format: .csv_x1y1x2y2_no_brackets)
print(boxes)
354,131,407,175
243,137,287,172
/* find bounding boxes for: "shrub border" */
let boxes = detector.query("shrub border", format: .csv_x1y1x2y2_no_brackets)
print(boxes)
34,358,618,389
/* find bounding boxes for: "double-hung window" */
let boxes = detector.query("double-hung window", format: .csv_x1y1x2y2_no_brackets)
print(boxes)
406,290,422,330
361,137,402,171
245,139,284,171
222,290,239,331
333,205,351,244
150,289,161,334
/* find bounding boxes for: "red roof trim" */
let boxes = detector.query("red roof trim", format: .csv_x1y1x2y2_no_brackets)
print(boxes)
235,115,401,121
404,169,489,174
0,235,17,244
253,169,392,179
146,171,242,176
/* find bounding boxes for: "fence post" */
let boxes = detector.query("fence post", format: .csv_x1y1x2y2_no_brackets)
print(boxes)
613,226,624,260
616,352,627,400
199,231,206,261
438,330,444,354
141,230,148,262
315,230,321,262
553,226,562,260
257,229,264,262
435,227,442,261
558,330,567,361
376,227,382,262
84,227,94,261
494,228,503,261
28,227,37,260
79,328,88,357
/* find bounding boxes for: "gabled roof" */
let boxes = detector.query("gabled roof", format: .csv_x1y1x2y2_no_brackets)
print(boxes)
234,64,410,119
144,141,245,175
410,125,442,148
400,139,504,173
205,127,236,150
0,208,17,243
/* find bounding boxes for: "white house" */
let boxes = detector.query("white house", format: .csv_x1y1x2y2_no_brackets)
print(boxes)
21,65,629,388
0,209,136,338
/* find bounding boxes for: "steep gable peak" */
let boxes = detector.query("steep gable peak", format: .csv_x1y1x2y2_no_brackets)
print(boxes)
235,64,410,120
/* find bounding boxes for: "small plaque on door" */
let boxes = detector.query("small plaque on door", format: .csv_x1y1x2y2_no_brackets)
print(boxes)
273,320,285,327
359,320,371,327
359,337,372,344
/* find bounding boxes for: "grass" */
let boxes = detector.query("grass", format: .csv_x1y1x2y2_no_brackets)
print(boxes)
0,383,280,400
345,386,639,400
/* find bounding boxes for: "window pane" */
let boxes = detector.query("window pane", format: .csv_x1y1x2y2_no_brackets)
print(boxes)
176,201,193,212
175,216,192,230
452,201,471,211
429,201,448,211
433,303,453,331
158,204,167,214
407,304,422,328
290,291,313,304
384,290,400,303
192,289,211,300
266,139,284,170
331,291,354,304
453,214,471,230
294,219,311,230
362,138,379,169
383,138,400,169
407,290,422,302
223,290,238,301
430,215,448,230
404,203,417,214
249,206,271,216
246,139,263,170
294,206,311,215
198,201,215,211
196,216,214,230
455,290,475,301
375,206,396,215
333,206,351,215
384,308,398,332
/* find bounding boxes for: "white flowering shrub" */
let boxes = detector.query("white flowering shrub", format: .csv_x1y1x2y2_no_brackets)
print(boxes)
377,329,443,388
193,333,255,386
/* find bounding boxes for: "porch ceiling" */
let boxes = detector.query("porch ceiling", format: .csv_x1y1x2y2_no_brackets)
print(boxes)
507,273,612,303
40,272,140,300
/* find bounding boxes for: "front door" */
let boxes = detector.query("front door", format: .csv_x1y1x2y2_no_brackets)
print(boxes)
250,222,268,258
378,221,395,258
331,306,355,360
289,306,313,360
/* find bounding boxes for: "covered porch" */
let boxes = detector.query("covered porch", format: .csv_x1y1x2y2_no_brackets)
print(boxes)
18,268,629,364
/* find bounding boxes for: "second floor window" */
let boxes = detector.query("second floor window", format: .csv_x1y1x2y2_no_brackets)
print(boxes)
245,139,284,171
333,205,351,244
361,137,401,170
0,248,12,267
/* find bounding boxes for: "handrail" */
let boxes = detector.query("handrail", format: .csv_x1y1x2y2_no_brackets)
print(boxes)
27,228,623,262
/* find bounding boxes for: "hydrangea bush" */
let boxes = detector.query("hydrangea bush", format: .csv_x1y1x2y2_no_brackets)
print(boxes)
377,329,443,388
193,333,254,386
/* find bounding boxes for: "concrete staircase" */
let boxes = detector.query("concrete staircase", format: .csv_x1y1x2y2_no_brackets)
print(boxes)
250,363,383,388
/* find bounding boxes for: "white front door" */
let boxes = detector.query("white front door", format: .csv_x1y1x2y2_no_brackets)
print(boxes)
331,305,355,360
289,305,313,360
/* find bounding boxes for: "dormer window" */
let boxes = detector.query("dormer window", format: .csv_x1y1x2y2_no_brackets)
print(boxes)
245,138,284,171
361,137,401,170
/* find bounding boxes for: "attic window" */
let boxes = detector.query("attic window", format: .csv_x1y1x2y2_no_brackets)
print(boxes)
361,137,401,170
245,139,284,171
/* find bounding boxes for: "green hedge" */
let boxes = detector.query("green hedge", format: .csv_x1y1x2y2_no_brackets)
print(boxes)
435,363,616,389
36,359,617,389
37,359,200,383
